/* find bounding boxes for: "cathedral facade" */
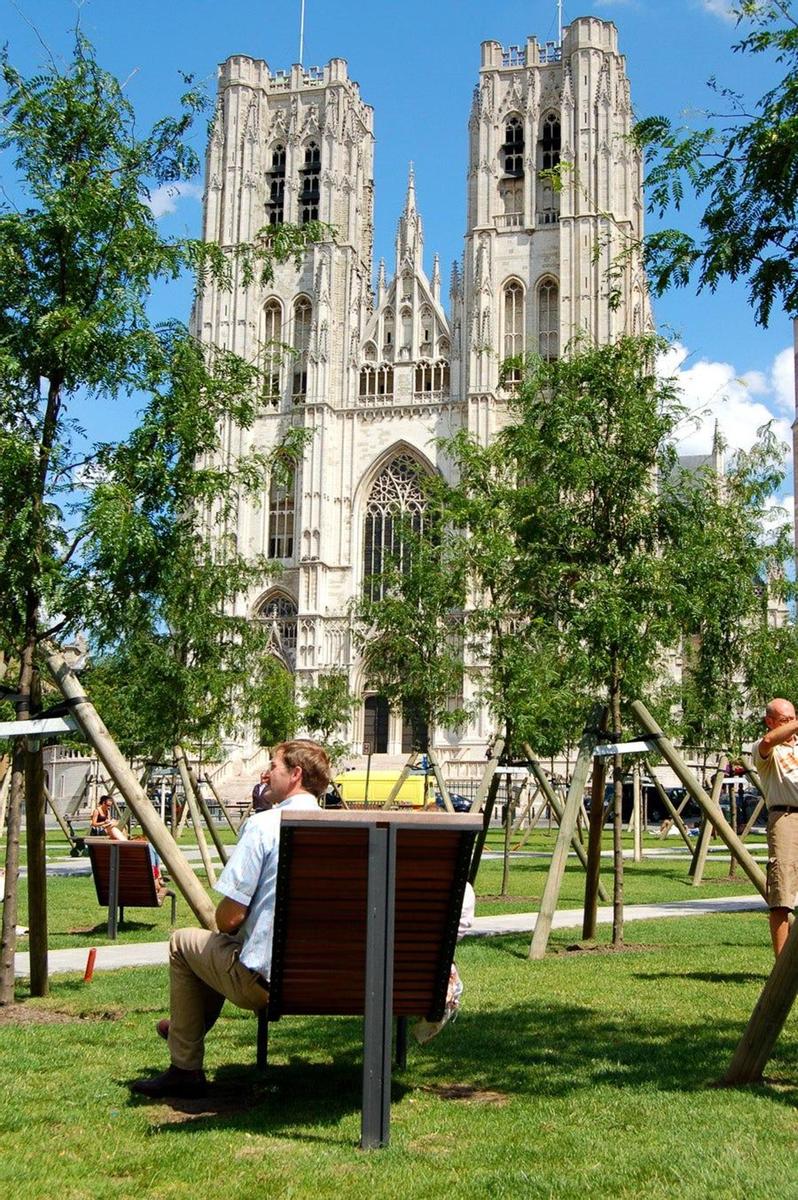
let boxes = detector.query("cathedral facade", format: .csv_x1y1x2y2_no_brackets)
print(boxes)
193,16,650,760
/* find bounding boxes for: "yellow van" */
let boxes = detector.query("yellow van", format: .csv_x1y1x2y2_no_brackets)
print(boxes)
332,769,434,809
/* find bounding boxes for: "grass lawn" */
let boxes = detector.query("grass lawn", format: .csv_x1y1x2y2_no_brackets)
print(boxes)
2,825,763,952
0,913,796,1199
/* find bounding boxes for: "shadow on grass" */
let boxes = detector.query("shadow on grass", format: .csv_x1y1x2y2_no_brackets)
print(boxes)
127,985,798,1141
61,920,162,939
634,970,768,986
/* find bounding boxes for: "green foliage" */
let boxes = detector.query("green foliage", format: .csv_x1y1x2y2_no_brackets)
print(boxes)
254,657,298,750
662,425,794,752
299,669,356,761
497,334,685,726
634,1,798,325
0,34,323,751
353,512,470,741
436,431,587,756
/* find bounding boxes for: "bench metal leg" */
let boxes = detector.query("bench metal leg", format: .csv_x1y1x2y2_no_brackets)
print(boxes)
361,822,396,1150
107,844,120,940
256,1009,269,1070
395,1017,408,1071
167,889,176,927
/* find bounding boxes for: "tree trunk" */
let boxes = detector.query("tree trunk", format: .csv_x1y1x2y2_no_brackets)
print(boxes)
583,709,610,940
25,669,48,996
610,666,624,946
500,777,515,897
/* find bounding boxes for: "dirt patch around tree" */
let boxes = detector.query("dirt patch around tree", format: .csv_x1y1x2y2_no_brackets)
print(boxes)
420,1083,509,1106
0,1003,121,1025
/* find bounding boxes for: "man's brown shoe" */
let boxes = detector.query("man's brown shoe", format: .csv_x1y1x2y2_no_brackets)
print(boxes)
156,1018,170,1040
131,1065,207,1099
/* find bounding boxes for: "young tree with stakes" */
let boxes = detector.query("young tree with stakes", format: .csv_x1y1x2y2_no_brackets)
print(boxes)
0,35,326,1003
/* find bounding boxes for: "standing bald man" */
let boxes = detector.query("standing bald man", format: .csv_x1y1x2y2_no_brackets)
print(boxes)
754,698,798,955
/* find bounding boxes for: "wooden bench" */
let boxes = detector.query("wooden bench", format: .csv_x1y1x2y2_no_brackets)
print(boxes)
258,810,482,1148
86,838,176,939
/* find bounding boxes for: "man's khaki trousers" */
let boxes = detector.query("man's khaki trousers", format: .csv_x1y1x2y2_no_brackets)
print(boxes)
167,928,269,1070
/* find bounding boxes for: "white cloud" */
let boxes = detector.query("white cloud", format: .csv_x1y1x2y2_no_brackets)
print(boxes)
771,347,795,416
762,493,794,540
144,182,203,218
658,341,793,458
700,0,739,20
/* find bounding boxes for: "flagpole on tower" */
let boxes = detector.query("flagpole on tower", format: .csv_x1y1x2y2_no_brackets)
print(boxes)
299,0,306,66
558,0,563,46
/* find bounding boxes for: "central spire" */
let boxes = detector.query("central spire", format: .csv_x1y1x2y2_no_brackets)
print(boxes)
395,162,424,272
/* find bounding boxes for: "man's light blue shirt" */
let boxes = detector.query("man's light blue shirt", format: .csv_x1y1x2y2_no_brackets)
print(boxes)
215,791,319,977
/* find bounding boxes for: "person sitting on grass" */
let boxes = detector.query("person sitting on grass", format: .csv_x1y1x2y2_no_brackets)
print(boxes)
131,739,330,1100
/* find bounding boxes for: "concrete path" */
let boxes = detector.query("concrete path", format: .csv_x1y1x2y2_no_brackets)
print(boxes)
14,893,767,978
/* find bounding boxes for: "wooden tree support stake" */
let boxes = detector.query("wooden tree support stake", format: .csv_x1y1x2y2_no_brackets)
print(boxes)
46,652,216,929
644,760,694,851
186,759,229,866
525,746,609,905
690,761,726,886
631,703,767,898
529,707,604,960
203,773,240,834
382,751,419,810
427,745,454,813
174,745,217,888
723,915,798,1085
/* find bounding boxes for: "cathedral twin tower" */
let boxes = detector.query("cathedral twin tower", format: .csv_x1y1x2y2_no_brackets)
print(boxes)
194,16,649,758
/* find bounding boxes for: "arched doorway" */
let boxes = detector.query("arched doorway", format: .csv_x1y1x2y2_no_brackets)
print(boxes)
363,695,389,753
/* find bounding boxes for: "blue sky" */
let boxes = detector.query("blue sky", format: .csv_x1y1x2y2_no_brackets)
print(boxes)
3,0,794,503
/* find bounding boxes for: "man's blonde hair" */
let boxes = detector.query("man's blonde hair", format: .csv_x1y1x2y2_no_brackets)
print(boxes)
273,739,331,797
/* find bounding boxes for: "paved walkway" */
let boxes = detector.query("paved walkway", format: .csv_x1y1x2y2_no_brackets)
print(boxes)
14,893,767,977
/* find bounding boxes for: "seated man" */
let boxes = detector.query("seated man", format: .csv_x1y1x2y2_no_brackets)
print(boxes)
132,739,331,1099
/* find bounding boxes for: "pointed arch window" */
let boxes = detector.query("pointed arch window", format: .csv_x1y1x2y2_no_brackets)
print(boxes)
503,280,524,384
382,309,395,358
267,143,286,225
261,298,283,405
502,115,524,177
256,593,297,668
267,468,295,559
300,140,320,224
363,454,428,600
292,296,311,399
413,361,450,398
359,364,394,403
537,113,561,225
538,278,559,361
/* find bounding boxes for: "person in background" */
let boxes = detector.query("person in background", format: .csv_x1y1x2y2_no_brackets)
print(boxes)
753,697,798,956
89,794,116,836
251,769,273,812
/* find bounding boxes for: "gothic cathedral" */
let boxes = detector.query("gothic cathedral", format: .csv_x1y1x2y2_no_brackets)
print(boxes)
193,16,650,760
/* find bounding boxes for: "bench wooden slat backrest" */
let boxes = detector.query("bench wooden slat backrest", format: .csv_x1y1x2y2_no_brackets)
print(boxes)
268,811,481,1022
86,838,161,908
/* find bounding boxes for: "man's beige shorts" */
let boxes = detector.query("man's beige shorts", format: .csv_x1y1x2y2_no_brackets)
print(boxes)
766,809,798,910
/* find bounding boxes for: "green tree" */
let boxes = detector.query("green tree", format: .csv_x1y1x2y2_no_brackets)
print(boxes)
299,669,356,762
665,426,794,757
254,658,299,750
438,432,589,762
78,331,310,761
0,35,324,1002
634,1,798,326
487,335,686,941
353,513,470,753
